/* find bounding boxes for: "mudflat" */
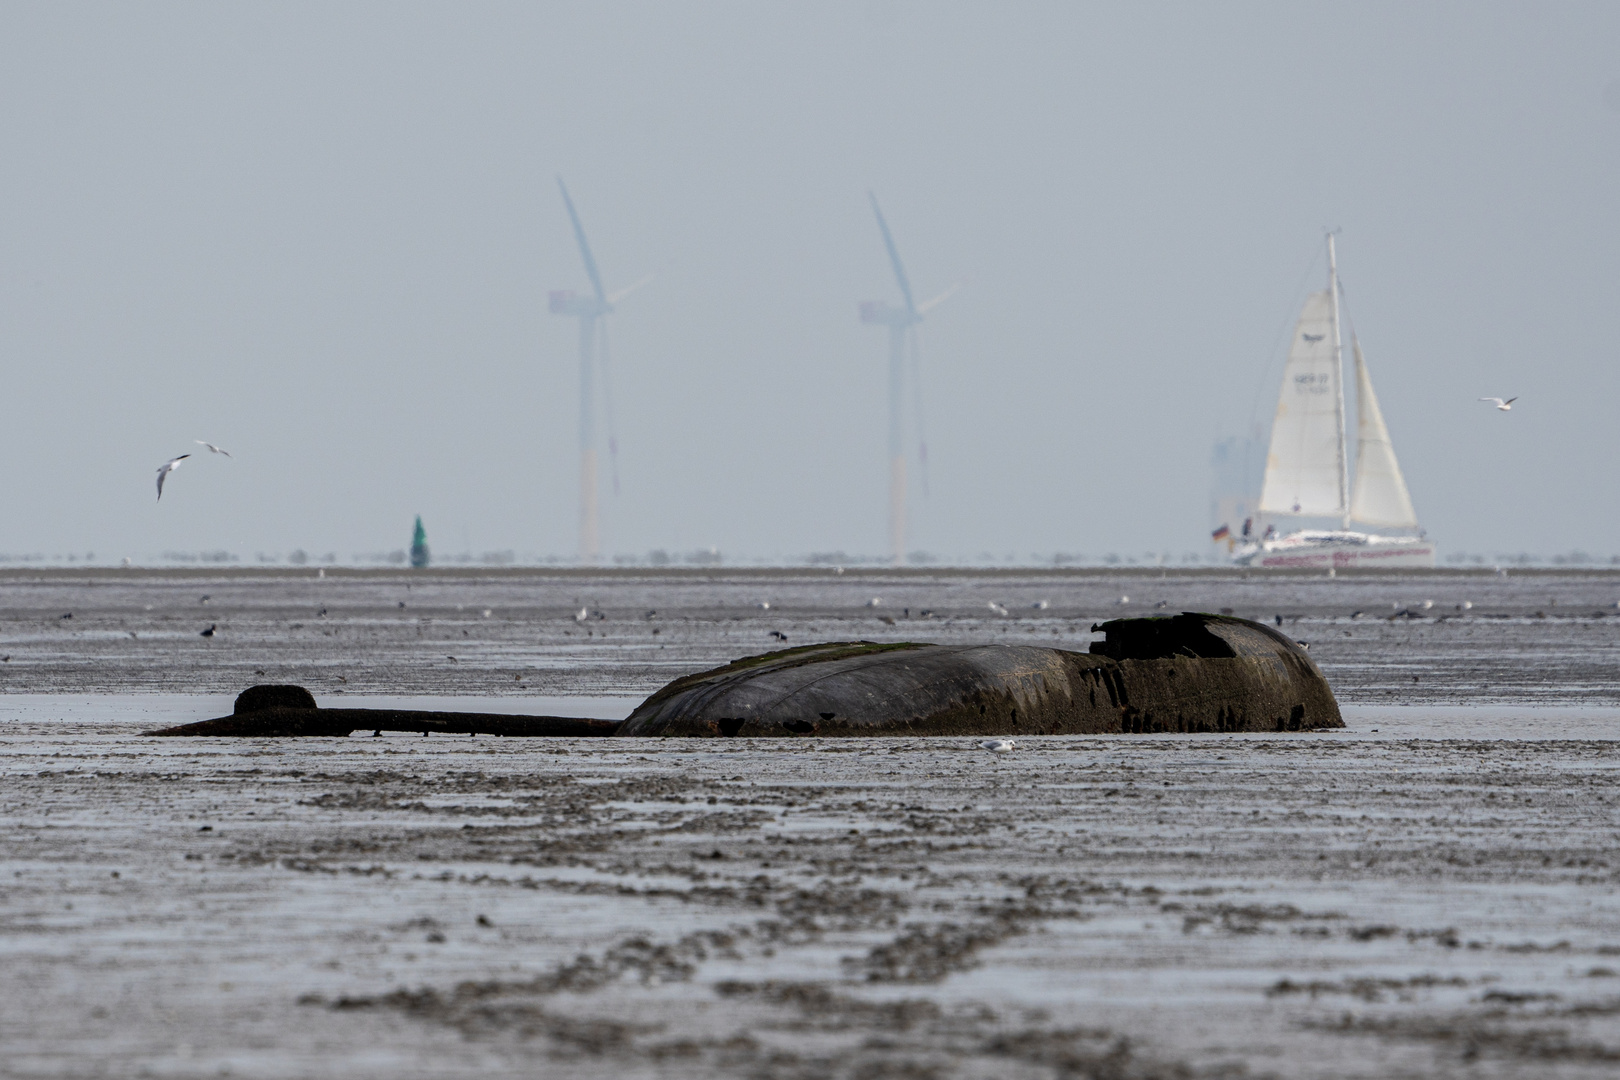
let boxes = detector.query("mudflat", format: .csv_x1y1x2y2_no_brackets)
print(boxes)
3,568,1618,1078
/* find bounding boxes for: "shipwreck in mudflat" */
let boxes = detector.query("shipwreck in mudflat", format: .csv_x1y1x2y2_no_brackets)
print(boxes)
146,613,1341,738
618,612,1339,737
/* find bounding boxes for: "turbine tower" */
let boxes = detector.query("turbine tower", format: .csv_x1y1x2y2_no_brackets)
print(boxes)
549,178,649,563
860,192,962,565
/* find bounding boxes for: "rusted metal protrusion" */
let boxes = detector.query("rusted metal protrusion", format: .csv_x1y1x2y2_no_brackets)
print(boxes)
144,695,618,738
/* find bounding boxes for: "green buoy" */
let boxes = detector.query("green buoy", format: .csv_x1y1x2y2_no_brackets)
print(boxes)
409,516,430,568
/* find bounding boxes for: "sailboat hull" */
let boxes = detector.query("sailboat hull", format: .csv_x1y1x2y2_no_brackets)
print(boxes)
1233,530,1435,569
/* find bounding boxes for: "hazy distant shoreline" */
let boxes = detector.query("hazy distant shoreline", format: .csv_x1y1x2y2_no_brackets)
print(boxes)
5,564,1620,579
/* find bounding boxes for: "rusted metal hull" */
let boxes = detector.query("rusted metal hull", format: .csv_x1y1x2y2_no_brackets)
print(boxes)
147,615,1339,739
616,614,1341,737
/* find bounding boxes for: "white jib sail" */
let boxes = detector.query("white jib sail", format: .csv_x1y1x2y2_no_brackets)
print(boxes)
1258,290,1345,518
1348,337,1419,528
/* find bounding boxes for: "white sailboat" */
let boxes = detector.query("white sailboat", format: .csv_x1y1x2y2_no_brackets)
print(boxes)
1232,236,1434,569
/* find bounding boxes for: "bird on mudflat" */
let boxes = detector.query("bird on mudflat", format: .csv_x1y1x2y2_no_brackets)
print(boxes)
1479,397,1517,411
199,624,216,637
156,455,190,500
194,440,232,457
980,739,1016,754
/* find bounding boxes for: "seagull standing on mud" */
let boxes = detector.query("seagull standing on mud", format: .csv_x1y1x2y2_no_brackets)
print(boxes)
194,440,232,457
1479,397,1517,411
980,739,1015,754
155,454,190,500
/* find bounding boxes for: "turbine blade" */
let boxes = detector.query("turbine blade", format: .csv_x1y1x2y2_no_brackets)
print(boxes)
868,191,916,318
916,277,967,314
607,274,654,305
557,176,607,305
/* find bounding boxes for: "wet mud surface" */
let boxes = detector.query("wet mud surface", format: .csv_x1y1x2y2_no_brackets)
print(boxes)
3,569,1619,1078
1,565,1618,705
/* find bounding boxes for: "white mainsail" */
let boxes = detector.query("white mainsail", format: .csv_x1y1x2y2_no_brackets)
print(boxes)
1348,337,1418,528
1257,289,1345,519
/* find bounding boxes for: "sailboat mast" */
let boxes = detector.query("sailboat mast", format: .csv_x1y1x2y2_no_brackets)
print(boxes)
1327,233,1349,529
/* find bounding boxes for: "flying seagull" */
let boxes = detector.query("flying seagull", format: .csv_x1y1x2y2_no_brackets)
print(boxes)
1479,397,1517,411
194,440,232,457
155,454,190,500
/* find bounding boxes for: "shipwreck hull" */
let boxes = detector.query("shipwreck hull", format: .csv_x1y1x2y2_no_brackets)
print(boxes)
616,613,1341,737
146,614,1340,739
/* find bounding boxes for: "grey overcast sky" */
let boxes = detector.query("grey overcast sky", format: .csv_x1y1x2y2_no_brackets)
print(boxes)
1,1,1616,562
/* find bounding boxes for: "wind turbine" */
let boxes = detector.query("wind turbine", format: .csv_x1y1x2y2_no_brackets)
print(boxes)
549,178,651,563
860,191,962,565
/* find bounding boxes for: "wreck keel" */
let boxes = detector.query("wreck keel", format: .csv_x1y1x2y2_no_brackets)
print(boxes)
145,684,619,738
